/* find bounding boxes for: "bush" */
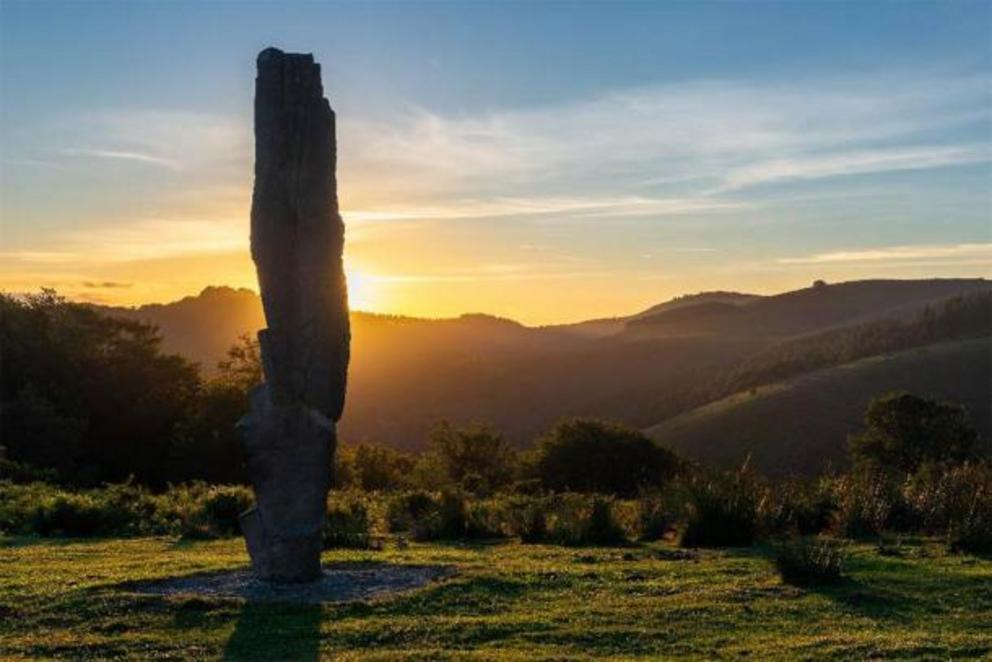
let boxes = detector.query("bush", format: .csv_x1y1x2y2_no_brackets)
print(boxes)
511,500,549,544
534,418,681,497
582,497,628,546
763,478,837,536
636,496,671,541
679,467,764,548
385,491,438,533
831,472,896,539
323,497,374,549
418,422,518,493
940,462,992,554
410,490,467,541
30,492,123,537
464,500,509,539
201,486,253,535
518,494,629,547
773,537,847,586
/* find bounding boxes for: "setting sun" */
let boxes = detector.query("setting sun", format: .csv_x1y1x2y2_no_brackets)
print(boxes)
345,266,375,312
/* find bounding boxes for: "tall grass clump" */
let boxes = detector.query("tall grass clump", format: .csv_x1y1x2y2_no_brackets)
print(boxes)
513,494,628,546
634,496,671,541
773,536,847,586
679,466,765,548
763,478,836,536
830,472,897,539
323,494,374,549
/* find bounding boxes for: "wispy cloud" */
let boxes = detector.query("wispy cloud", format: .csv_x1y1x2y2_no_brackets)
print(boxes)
47,109,246,176
719,145,991,192
82,281,132,289
342,71,991,203
0,216,246,265
346,195,745,223
778,243,992,264
61,148,181,170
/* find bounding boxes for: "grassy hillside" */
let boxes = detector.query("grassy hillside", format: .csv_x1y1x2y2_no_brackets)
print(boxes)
646,337,992,476
628,279,990,338
1,536,989,660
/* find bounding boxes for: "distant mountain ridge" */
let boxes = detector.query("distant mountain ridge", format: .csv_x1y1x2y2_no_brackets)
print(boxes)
627,279,991,337
97,278,991,468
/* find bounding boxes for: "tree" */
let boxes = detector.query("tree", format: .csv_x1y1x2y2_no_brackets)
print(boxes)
534,418,681,496
0,290,200,487
416,421,517,493
850,391,981,473
337,442,416,491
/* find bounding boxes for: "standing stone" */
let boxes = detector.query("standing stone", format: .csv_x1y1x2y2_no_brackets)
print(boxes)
238,47,350,582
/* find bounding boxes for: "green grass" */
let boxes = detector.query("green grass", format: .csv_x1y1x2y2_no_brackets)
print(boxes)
1,536,990,660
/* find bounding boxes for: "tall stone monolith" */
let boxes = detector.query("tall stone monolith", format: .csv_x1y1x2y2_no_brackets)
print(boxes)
238,47,350,582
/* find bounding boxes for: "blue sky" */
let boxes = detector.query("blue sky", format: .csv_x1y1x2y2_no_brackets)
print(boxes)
1,1,990,322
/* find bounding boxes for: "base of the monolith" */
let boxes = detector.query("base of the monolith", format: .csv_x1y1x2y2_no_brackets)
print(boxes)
238,383,334,583
240,507,324,583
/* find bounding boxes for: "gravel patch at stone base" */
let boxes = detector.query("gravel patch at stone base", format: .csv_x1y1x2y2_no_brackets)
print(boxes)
126,563,456,604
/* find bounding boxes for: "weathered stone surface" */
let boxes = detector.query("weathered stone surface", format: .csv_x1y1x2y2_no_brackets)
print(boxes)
239,47,350,582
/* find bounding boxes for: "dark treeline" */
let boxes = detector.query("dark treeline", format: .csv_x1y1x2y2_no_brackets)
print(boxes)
0,290,683,493
1,290,247,487
2,289,989,491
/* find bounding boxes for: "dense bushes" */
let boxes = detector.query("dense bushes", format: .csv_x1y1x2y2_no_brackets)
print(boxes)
3,461,990,555
533,418,681,496
0,481,253,538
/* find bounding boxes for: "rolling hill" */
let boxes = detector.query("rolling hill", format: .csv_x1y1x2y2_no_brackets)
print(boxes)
98,278,991,460
645,337,992,476
627,279,990,338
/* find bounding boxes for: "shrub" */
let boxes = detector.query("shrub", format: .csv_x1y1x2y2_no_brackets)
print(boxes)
636,496,671,541
942,462,992,554
201,486,253,535
831,472,896,539
464,500,509,539
385,491,438,533
418,422,518,492
773,537,847,586
323,498,373,549
680,467,764,548
582,497,628,546
512,501,549,544
521,494,629,547
763,479,836,536
410,490,467,541
535,418,681,496
30,493,118,537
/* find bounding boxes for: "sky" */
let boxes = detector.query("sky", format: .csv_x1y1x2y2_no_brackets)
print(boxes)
1,1,990,324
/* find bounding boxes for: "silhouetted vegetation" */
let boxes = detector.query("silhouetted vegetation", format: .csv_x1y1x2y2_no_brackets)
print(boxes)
850,391,980,473
534,418,681,496
1,291,200,487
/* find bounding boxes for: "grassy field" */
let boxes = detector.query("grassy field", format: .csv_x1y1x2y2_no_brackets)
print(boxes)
646,337,992,476
1,536,990,660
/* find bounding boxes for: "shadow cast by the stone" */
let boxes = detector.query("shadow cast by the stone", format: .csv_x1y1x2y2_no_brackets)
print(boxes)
224,602,323,662
122,562,455,604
